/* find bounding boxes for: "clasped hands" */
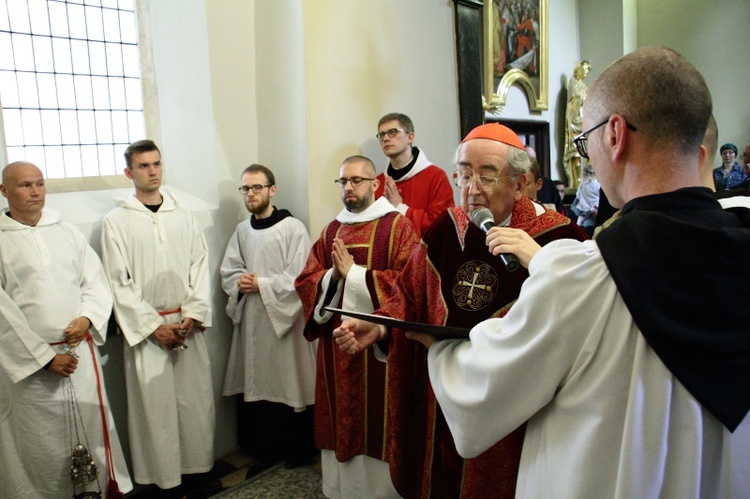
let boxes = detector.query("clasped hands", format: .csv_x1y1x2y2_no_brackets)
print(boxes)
383,176,403,207
238,272,258,294
152,317,195,350
333,319,437,353
330,238,354,282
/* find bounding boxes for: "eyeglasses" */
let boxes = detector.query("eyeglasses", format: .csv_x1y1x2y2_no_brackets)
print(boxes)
376,128,406,141
238,184,271,195
453,171,512,191
334,177,376,188
573,117,637,159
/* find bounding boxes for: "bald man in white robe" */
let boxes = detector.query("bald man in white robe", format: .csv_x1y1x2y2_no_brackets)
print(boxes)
0,161,131,498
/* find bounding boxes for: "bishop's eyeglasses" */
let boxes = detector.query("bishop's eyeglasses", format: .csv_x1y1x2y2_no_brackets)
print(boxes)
238,184,271,195
573,117,637,159
453,171,512,191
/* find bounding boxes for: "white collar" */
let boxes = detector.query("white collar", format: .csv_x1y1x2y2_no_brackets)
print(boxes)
336,196,398,224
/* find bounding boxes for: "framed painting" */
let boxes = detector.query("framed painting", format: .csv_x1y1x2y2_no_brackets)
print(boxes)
483,0,548,113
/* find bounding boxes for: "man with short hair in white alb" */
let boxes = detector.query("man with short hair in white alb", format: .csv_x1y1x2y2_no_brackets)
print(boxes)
101,140,218,494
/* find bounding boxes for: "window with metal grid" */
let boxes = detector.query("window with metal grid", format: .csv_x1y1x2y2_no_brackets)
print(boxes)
0,0,146,179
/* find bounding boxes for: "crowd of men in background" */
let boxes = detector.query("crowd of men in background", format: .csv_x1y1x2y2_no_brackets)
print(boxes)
1,47,749,499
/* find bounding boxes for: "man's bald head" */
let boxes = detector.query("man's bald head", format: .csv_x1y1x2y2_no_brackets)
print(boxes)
341,155,377,178
2,161,39,184
0,161,46,226
586,47,711,158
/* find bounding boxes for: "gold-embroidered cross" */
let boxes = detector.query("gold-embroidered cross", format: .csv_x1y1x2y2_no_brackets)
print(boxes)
459,266,493,303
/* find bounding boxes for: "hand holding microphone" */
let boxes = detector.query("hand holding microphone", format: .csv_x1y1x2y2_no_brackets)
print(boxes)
471,208,520,272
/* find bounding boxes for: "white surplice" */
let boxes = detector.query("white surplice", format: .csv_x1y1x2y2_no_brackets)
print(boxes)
220,215,316,408
0,209,132,498
428,238,750,499
101,190,214,488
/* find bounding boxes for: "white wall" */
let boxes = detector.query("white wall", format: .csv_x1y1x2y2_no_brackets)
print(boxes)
205,0,259,226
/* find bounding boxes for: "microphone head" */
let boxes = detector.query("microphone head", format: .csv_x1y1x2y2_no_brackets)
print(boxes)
471,208,495,232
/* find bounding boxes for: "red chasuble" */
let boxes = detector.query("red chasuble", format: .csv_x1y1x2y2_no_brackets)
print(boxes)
379,199,588,498
295,211,418,464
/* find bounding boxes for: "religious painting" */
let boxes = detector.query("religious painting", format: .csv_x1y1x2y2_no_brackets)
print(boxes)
483,0,548,113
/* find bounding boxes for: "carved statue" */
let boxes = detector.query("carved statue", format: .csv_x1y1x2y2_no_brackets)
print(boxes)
563,60,591,188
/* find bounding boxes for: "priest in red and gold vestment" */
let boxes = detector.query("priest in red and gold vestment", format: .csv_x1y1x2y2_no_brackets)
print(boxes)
334,124,588,498
295,155,419,498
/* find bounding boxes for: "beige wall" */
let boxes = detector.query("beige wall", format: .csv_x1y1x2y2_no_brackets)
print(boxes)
301,1,460,235
254,1,310,226
637,0,750,166
579,0,629,82
581,0,750,167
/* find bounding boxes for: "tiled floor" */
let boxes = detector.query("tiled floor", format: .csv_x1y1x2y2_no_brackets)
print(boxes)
215,460,325,499
124,449,317,498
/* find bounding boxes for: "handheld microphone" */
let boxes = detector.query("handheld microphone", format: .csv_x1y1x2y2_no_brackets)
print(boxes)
471,208,520,272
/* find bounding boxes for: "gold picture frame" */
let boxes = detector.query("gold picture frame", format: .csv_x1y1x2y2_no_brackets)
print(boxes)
483,0,548,113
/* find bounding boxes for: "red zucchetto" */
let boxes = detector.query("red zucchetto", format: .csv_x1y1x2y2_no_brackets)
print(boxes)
461,123,525,150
